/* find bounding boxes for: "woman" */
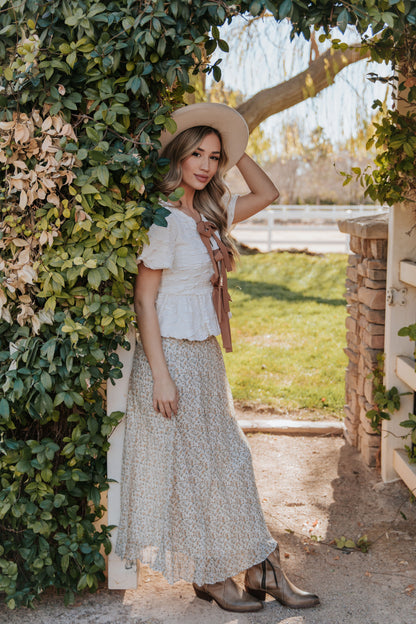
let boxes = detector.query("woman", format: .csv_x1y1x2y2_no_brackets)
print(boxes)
115,103,319,612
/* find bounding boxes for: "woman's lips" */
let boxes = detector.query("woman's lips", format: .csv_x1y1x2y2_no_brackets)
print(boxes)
195,174,209,183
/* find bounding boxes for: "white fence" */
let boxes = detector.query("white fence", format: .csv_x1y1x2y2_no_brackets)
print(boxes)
234,204,387,253
249,204,386,222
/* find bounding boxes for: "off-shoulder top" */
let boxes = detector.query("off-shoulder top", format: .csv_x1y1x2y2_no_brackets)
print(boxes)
138,195,237,342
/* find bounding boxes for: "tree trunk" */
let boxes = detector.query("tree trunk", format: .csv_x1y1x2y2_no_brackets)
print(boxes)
237,45,371,133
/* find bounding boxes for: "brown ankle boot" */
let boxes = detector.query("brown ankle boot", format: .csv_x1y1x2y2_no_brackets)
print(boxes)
193,577,263,612
244,546,320,609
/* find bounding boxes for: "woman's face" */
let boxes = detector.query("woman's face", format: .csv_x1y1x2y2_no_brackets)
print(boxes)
180,132,221,193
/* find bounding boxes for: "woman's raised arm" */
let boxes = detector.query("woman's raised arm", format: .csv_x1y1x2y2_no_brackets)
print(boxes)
232,153,279,224
134,264,178,419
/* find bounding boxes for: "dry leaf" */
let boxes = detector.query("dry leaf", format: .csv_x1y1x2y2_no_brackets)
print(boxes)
13,238,29,247
47,193,60,207
18,248,30,265
0,108,78,333
17,303,34,326
1,307,12,323
13,160,28,170
32,314,40,334
61,123,77,140
0,120,15,130
39,231,48,246
41,116,53,132
14,123,30,144
32,110,42,126
41,134,53,152
19,189,28,209
0,289,7,309
17,265,37,285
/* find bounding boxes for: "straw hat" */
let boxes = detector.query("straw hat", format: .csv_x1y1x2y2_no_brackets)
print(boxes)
159,102,249,169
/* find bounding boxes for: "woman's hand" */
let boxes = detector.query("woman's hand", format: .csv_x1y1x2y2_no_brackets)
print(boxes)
153,374,179,419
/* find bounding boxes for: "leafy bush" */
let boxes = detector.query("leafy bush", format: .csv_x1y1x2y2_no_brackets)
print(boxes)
0,0,240,608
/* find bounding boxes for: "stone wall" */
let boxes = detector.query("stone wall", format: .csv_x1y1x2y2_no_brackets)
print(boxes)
338,214,389,467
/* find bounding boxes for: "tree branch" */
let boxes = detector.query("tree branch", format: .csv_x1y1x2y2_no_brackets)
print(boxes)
236,45,371,133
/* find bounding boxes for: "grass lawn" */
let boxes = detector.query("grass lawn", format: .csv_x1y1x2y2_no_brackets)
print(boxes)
226,251,348,420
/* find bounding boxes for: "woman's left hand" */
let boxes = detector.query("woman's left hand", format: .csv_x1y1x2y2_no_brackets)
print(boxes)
153,373,178,419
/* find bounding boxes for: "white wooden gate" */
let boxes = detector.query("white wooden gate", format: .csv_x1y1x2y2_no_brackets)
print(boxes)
106,326,139,589
382,203,416,491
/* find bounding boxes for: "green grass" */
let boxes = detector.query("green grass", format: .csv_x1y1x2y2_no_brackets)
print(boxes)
225,251,348,420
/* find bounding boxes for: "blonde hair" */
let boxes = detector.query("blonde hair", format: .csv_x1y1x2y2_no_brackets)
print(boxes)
157,126,238,264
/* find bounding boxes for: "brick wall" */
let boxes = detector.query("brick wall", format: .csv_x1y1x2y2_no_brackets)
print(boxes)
338,214,388,467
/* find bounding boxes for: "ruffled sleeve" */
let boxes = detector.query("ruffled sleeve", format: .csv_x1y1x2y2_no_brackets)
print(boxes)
226,194,239,229
138,213,177,270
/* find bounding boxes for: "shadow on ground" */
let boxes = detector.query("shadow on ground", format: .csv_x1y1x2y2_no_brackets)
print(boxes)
228,278,345,307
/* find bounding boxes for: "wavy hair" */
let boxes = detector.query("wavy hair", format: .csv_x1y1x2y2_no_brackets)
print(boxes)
157,125,239,264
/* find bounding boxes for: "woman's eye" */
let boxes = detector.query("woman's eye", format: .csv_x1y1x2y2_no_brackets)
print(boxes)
192,151,200,157
211,156,219,161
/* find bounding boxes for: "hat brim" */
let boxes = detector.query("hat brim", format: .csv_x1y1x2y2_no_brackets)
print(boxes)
159,103,249,170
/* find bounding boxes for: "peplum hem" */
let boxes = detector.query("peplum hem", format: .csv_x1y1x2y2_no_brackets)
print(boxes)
157,292,220,341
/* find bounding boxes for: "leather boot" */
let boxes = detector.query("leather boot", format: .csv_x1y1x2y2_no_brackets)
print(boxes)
244,546,320,609
193,577,263,612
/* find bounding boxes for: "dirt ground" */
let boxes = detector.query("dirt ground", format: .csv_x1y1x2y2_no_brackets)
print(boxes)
2,432,416,624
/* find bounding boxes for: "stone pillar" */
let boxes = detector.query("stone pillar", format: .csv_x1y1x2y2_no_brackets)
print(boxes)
338,214,388,466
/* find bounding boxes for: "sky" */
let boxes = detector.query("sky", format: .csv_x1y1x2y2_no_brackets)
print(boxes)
207,16,392,155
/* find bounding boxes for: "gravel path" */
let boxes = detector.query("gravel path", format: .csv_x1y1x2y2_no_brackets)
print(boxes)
2,434,416,624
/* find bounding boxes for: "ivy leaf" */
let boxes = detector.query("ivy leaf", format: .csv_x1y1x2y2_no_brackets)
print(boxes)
4,67,14,81
0,398,10,418
164,117,177,134
96,166,109,187
250,0,262,17
337,8,349,33
81,184,99,194
61,554,70,573
205,39,217,55
213,65,222,82
66,51,77,68
40,371,53,391
218,39,229,53
88,269,103,290
381,11,396,28
126,75,141,94
211,25,219,39
279,0,293,19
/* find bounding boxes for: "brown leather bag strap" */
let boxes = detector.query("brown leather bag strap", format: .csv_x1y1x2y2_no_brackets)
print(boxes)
197,220,233,352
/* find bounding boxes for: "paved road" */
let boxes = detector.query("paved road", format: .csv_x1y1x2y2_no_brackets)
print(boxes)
232,222,349,254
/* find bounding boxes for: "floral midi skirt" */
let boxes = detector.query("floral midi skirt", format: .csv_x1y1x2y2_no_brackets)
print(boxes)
115,336,277,585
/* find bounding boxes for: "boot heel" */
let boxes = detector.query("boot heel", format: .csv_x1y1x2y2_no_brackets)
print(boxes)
193,584,213,602
245,586,266,601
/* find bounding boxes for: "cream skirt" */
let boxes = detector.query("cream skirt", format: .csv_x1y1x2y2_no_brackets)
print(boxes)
115,336,277,585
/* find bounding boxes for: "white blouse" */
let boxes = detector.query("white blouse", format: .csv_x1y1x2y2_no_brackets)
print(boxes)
138,195,238,341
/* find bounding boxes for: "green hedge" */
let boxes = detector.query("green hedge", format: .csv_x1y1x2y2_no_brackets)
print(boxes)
0,0,415,610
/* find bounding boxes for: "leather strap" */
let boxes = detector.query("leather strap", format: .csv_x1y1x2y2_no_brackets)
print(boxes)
197,219,233,352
